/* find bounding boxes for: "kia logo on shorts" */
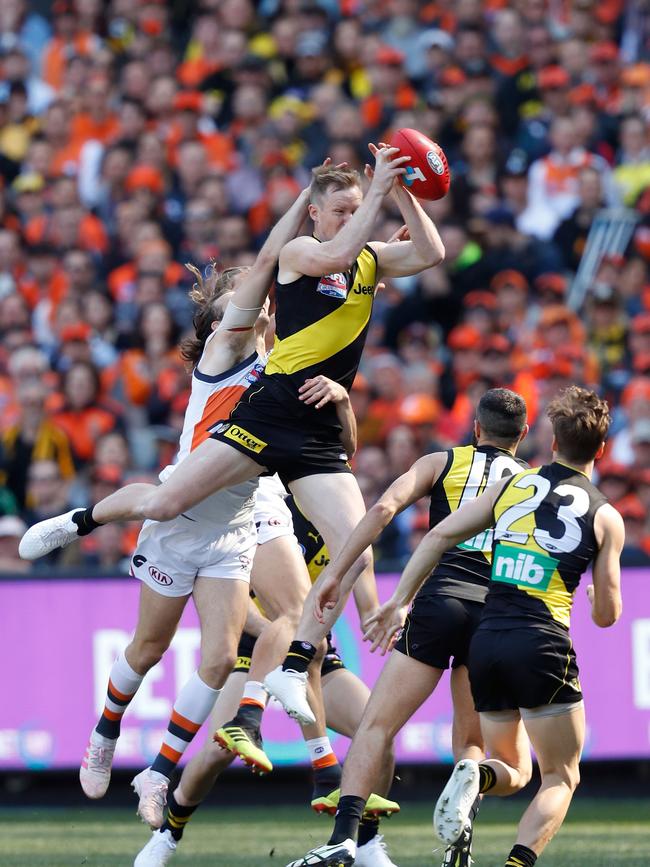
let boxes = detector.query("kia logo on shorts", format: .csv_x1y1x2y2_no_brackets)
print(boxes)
149,565,173,586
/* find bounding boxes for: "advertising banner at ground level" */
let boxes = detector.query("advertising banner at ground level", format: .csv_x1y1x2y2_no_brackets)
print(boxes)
1,571,648,769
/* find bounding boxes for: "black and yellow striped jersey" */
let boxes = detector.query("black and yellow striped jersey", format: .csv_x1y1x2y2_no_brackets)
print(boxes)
286,494,329,582
484,462,607,632
425,445,528,602
264,245,378,411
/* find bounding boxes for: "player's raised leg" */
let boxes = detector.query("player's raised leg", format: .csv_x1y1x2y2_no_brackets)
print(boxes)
216,532,311,772
265,473,375,723
435,713,533,847
133,574,249,828
80,586,189,799
19,438,262,560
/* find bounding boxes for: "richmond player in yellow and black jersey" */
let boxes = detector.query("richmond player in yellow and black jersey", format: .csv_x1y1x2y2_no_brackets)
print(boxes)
371,387,624,867
299,389,528,867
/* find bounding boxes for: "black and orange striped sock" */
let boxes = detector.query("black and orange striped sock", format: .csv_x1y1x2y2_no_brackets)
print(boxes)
505,844,537,867
282,640,316,674
151,672,219,778
95,652,143,739
161,790,198,842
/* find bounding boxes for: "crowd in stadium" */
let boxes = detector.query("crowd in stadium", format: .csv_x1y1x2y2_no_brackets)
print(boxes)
0,0,649,574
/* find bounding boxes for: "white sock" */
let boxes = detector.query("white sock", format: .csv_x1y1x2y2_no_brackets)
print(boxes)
241,680,268,709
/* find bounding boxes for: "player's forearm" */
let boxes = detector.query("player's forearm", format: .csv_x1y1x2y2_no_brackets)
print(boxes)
260,188,310,261
391,527,447,607
328,501,397,584
352,563,380,624
392,185,445,266
336,397,357,457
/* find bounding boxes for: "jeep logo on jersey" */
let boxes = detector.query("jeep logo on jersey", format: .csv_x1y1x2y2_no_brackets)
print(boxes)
149,565,173,586
245,362,265,385
353,284,374,295
426,150,445,175
317,273,348,299
224,425,267,453
491,543,557,591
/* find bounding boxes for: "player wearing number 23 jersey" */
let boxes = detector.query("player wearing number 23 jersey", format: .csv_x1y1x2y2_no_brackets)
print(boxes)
424,388,624,867
470,461,607,712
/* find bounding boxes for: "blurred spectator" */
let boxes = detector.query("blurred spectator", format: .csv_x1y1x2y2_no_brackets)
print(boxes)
0,0,647,574
0,514,29,574
51,361,122,467
1,378,74,509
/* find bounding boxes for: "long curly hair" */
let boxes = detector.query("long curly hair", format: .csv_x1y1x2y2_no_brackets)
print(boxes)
179,261,248,367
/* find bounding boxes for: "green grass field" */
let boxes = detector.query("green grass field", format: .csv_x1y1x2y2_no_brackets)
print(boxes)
2,798,649,867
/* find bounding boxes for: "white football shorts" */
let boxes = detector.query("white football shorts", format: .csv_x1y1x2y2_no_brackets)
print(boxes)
130,514,257,597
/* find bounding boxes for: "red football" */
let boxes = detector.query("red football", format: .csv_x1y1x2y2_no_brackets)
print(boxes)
390,128,450,201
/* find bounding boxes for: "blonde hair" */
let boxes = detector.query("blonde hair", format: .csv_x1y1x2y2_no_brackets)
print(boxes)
180,261,248,366
309,165,362,204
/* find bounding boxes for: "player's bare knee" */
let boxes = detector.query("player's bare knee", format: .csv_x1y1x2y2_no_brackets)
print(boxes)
518,760,534,788
143,490,183,523
127,638,166,672
199,655,235,689
565,763,580,792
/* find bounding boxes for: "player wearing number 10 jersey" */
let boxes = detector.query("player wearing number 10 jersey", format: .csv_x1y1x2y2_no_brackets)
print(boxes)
368,387,624,867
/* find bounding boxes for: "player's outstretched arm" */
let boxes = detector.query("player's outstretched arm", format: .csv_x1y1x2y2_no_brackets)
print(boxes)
314,453,447,622
589,503,624,628
279,144,409,279
219,187,311,331
370,182,445,277
362,479,507,653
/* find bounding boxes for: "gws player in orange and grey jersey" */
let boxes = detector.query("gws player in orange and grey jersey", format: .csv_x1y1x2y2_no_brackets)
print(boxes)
287,388,529,867
134,493,399,867
368,387,624,867
21,148,445,731
74,186,313,824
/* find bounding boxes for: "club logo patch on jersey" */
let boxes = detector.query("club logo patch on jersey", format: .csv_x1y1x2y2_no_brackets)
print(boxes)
317,272,348,299
245,362,265,385
149,565,173,586
239,554,252,570
491,543,557,592
224,424,267,453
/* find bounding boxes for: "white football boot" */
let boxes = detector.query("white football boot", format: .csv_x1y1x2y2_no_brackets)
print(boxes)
134,829,177,867
19,509,84,559
434,760,480,846
132,767,170,829
79,730,117,799
264,665,316,725
356,834,399,866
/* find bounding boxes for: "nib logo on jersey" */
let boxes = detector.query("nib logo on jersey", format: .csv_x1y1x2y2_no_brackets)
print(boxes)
316,272,348,300
491,542,558,592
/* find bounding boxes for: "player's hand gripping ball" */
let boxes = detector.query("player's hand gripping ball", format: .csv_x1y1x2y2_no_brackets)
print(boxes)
390,128,450,201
